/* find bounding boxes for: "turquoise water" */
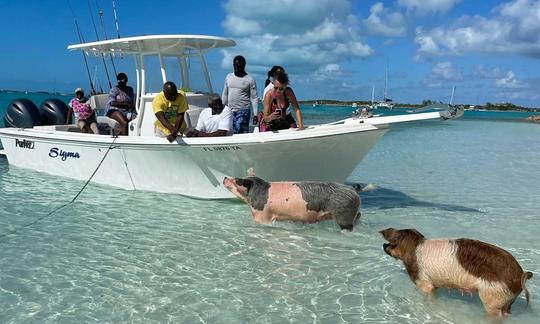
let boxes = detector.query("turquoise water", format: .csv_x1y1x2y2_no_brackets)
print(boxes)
1,93,539,323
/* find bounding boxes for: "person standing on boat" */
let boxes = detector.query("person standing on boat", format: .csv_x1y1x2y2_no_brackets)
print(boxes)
105,72,135,136
152,81,188,142
185,94,232,137
260,71,304,132
222,55,258,134
263,65,285,97
66,88,99,134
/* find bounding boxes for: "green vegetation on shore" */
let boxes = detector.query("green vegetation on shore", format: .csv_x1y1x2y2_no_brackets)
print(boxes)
299,99,540,112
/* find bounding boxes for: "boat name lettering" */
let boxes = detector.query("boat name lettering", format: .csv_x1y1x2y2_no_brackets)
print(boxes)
49,147,81,161
202,146,242,152
15,139,35,149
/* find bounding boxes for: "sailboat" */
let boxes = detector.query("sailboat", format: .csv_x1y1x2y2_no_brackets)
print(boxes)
373,66,393,110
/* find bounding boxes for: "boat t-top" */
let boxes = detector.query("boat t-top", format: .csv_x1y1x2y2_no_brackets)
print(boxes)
0,35,463,199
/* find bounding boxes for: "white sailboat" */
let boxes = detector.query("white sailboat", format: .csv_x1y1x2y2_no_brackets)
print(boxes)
0,35,463,199
373,66,393,110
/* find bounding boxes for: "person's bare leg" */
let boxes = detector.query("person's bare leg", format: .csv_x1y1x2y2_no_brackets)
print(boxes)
89,122,99,134
109,111,128,135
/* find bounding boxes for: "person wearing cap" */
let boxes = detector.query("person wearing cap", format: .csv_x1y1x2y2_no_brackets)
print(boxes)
67,88,99,134
105,72,135,135
152,81,189,142
222,55,258,134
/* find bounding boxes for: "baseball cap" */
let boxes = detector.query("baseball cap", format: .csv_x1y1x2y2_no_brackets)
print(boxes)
74,88,84,94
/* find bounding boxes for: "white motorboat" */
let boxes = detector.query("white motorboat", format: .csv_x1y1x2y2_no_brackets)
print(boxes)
0,35,463,199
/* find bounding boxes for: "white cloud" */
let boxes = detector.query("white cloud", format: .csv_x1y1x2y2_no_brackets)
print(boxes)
423,61,462,87
495,71,528,88
414,0,540,58
362,2,407,37
473,65,504,79
220,0,373,81
398,0,462,14
222,16,262,36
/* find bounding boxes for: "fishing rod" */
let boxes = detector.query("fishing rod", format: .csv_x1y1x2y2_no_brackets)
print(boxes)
67,0,96,94
74,19,97,94
87,0,113,89
112,0,121,38
96,0,118,75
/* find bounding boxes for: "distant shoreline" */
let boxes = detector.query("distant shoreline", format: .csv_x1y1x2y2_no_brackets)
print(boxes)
299,100,540,112
0,89,67,96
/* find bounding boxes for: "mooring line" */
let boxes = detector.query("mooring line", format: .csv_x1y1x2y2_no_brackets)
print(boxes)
0,135,119,240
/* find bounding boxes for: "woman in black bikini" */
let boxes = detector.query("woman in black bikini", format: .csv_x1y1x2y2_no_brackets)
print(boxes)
260,71,304,132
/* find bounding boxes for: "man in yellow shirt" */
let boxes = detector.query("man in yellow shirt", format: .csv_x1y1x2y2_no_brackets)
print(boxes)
153,81,189,142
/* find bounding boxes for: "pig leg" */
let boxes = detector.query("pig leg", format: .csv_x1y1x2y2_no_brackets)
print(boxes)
335,212,360,231
416,280,435,295
479,289,505,317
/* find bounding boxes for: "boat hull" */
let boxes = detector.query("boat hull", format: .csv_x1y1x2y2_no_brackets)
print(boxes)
0,126,387,199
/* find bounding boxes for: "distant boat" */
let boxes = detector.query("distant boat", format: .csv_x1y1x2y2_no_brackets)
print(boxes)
312,101,320,107
352,102,358,108
373,66,393,110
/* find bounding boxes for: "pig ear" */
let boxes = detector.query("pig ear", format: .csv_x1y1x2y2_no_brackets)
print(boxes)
409,229,425,239
242,179,253,192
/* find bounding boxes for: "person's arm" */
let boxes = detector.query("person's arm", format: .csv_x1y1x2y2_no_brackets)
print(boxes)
65,107,73,125
108,87,133,109
197,129,228,137
262,92,279,122
286,88,304,130
250,77,258,118
222,76,229,106
172,112,185,135
155,111,176,134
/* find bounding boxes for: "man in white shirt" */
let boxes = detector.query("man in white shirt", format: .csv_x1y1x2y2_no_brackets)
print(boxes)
185,94,233,137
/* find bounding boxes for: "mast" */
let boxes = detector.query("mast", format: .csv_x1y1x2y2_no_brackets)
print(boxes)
384,66,388,101
450,86,456,105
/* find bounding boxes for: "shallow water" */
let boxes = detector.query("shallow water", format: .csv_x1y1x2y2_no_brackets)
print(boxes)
1,94,540,323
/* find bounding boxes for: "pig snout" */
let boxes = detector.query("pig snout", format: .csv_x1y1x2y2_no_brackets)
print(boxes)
383,243,392,256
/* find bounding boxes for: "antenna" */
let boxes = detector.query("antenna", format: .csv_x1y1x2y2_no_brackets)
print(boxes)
112,0,121,38
87,0,113,89
97,1,118,75
67,0,96,94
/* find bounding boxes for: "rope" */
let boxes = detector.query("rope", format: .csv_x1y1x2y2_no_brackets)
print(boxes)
120,147,136,190
0,135,119,240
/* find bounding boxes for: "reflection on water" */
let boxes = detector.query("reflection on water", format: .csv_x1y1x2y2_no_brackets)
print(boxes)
0,107,539,323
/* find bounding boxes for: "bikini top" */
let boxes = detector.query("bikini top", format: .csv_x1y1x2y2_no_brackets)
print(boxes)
270,87,290,116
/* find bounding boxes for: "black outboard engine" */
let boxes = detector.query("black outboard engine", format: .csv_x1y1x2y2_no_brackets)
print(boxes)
39,98,69,125
3,98,42,128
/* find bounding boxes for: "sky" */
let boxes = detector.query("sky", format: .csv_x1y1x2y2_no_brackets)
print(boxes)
0,0,539,107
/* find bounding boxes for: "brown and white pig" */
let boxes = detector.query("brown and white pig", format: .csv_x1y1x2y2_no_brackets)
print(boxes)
380,228,533,317
223,176,360,230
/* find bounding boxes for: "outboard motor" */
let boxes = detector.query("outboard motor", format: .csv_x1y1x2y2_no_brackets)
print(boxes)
3,98,42,128
39,98,69,125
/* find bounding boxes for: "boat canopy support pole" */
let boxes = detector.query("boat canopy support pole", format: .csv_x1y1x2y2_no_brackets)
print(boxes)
199,53,213,94
136,52,147,136
179,57,189,90
134,54,141,112
158,52,167,85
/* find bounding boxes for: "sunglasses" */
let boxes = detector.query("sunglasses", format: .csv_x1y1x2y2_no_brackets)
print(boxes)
274,86,285,92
